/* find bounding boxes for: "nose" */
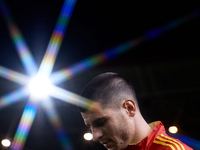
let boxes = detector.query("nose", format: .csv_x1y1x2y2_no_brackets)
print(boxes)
91,127,103,141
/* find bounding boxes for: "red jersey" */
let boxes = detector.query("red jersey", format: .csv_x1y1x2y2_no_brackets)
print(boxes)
125,121,193,150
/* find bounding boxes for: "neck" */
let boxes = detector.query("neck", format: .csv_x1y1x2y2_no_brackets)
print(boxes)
129,113,152,145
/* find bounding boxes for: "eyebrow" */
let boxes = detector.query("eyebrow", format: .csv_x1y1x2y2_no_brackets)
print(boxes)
86,117,106,127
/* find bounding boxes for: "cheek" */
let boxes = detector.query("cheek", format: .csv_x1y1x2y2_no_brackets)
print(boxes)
118,122,130,140
107,119,129,140
109,122,130,149
114,116,131,142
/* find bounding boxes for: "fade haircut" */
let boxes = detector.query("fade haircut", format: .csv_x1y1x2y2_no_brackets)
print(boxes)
79,72,138,112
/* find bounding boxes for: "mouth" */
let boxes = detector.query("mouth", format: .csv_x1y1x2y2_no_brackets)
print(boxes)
101,140,113,149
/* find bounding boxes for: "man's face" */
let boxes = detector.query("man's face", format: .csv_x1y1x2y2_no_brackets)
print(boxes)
81,104,132,150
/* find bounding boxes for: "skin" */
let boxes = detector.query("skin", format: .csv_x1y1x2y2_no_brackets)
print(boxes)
81,100,141,150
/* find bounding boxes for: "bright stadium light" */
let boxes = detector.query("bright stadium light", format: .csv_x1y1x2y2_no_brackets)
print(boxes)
28,74,52,99
84,133,93,141
1,139,11,147
169,126,178,134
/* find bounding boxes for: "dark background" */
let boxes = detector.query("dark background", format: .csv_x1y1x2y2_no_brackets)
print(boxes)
0,0,199,149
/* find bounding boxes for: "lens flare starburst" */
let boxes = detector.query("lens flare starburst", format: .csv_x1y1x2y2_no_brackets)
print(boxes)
0,0,78,150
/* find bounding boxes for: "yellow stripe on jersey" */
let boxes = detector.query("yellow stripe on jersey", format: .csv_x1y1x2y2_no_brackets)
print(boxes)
153,140,176,150
156,136,181,150
161,134,185,150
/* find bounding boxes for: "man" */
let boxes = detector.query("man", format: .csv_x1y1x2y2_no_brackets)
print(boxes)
80,72,193,150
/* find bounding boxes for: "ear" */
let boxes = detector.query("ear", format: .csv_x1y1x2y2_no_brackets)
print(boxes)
123,100,136,117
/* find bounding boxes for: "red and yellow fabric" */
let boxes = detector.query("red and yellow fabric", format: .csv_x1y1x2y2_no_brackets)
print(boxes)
125,121,193,150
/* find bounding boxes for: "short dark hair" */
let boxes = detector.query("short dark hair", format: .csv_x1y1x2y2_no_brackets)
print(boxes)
79,72,138,112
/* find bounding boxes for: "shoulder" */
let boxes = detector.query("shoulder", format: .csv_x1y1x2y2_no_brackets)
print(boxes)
150,134,193,150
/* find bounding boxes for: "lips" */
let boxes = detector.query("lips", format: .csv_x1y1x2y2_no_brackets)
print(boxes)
101,140,113,148
100,140,108,145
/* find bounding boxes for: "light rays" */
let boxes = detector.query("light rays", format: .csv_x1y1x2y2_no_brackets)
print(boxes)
38,0,77,77
41,98,73,150
0,88,29,109
10,100,37,150
0,65,29,85
0,0,38,76
50,85,93,109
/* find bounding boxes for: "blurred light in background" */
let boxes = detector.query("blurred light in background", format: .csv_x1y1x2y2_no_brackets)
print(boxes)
169,126,178,134
1,139,11,147
84,133,93,141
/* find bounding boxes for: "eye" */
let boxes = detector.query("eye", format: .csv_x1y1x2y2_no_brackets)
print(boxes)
95,118,106,127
